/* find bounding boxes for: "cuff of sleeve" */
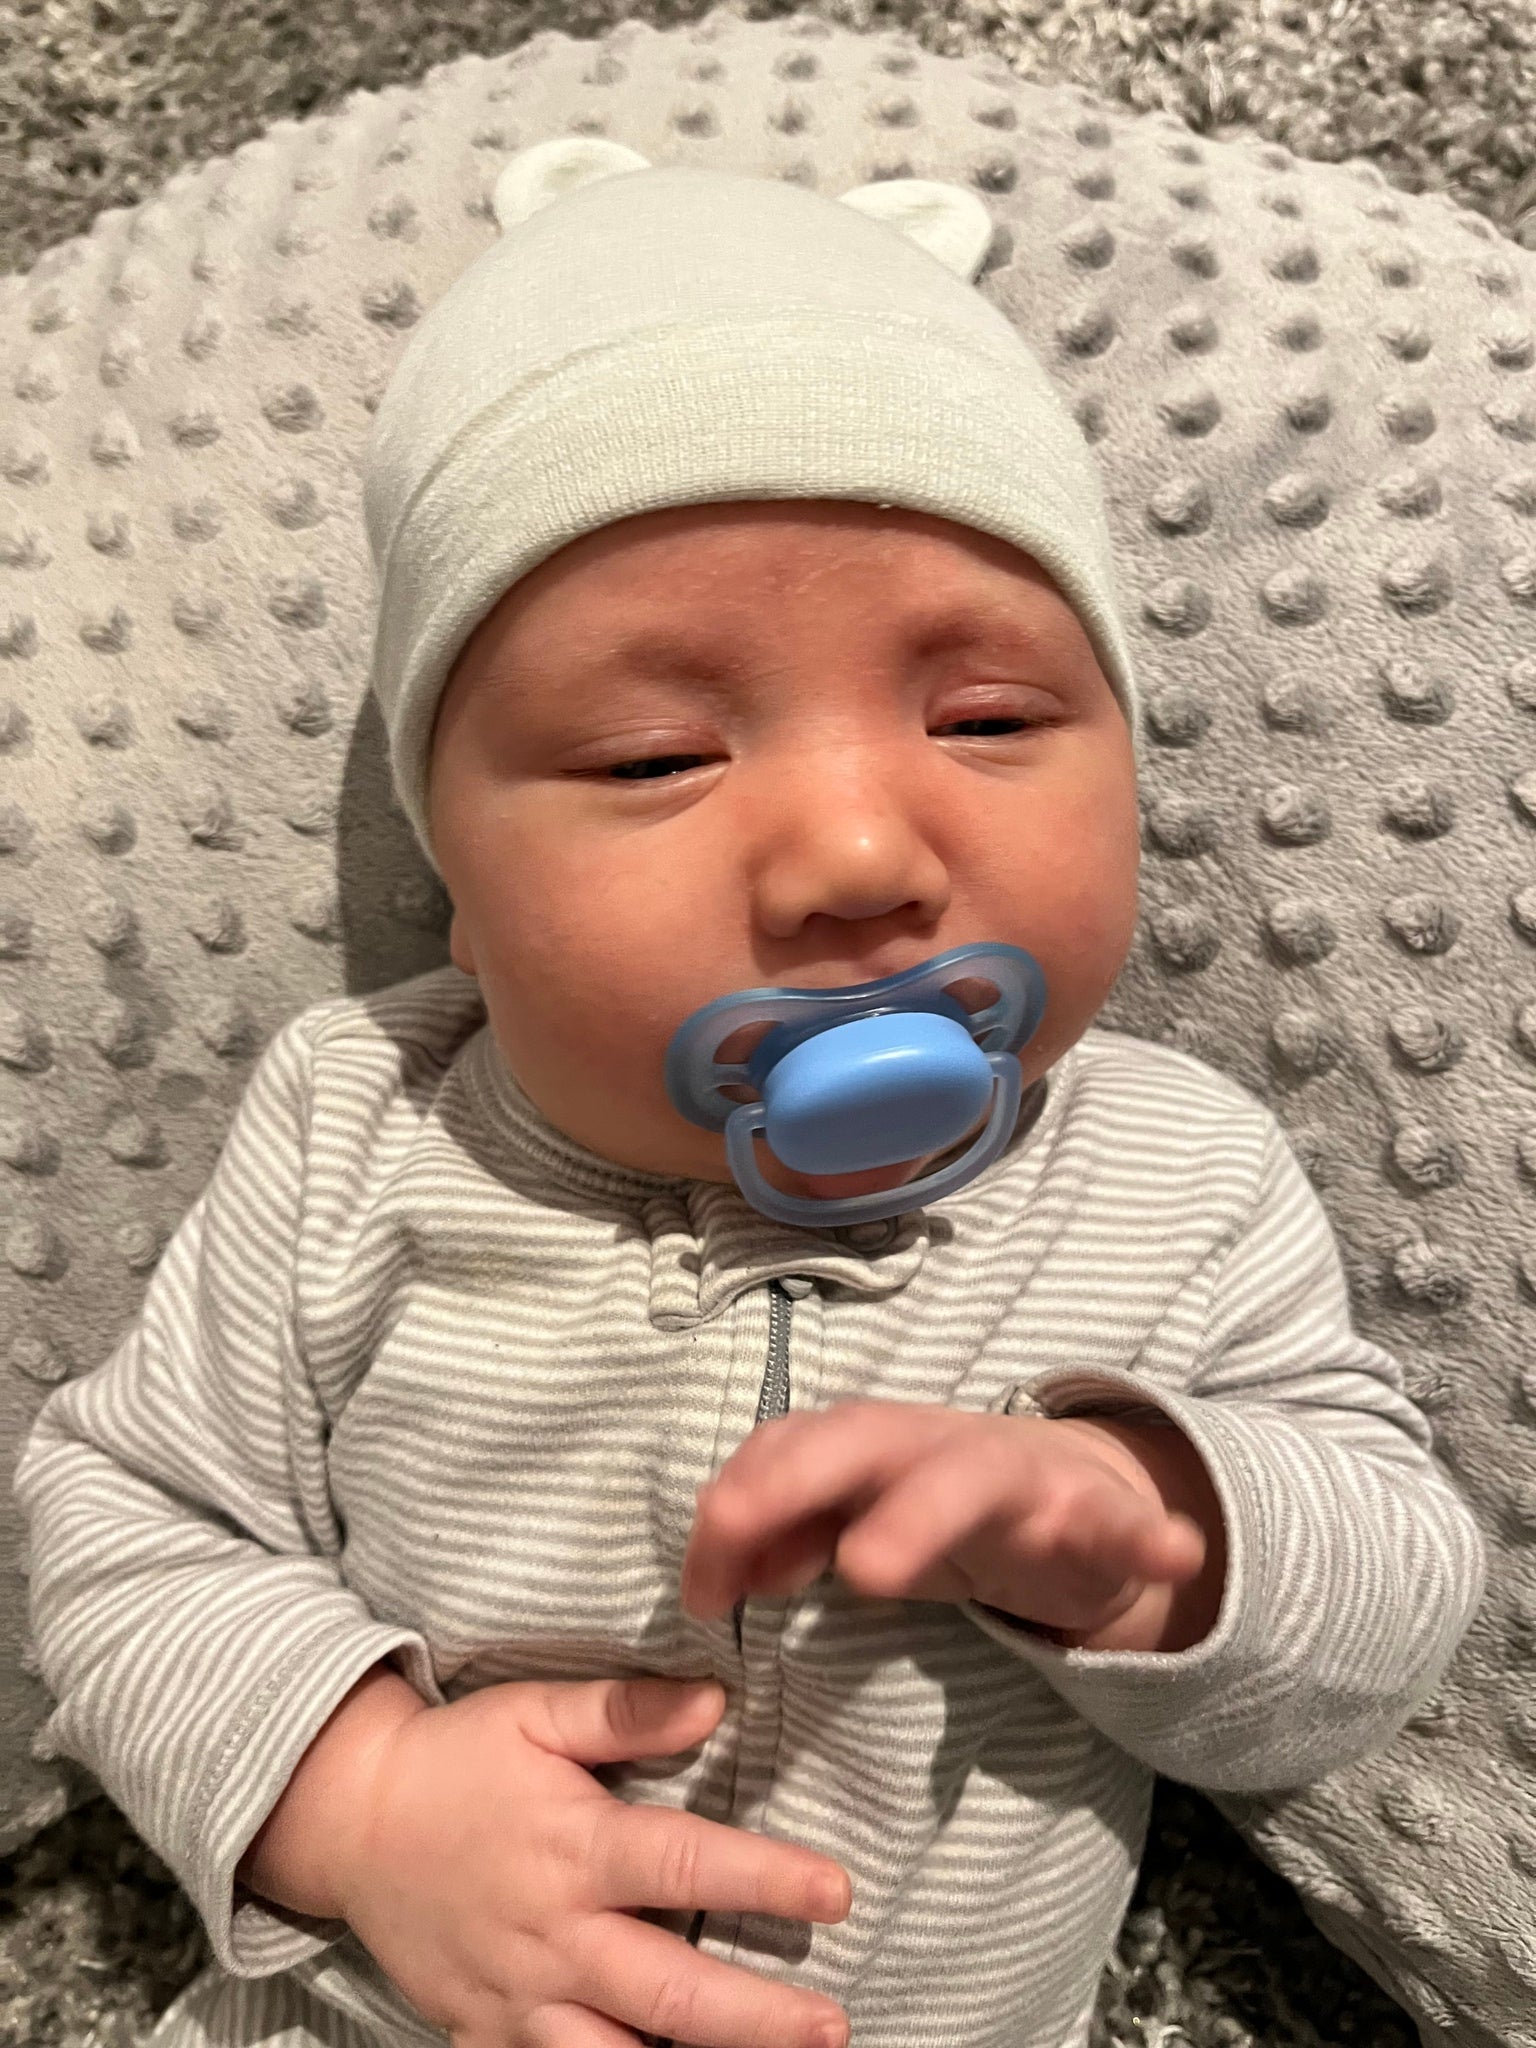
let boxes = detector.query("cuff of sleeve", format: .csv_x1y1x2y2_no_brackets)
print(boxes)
960,1368,1257,1780
201,1625,445,1978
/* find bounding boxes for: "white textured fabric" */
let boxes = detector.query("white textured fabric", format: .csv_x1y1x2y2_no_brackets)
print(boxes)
13,965,1483,2048
362,148,1144,869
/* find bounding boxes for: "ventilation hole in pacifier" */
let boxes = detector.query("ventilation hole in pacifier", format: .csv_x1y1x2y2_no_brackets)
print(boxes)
714,1021,774,1065
943,977,998,1015
713,1019,772,1103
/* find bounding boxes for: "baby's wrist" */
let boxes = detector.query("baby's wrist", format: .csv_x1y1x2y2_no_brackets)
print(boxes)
1043,1415,1226,1653
237,1658,427,1921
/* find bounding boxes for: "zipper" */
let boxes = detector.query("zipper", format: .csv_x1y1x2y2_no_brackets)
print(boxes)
652,1275,808,2048
732,1274,802,1650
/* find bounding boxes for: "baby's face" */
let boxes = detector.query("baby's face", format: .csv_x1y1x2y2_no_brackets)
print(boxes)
428,501,1141,1205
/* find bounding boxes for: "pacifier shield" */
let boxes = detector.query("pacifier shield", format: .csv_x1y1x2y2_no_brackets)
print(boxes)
664,940,1048,1228
760,1012,994,1175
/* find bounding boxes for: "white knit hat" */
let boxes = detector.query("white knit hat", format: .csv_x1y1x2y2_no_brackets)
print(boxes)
363,138,1143,871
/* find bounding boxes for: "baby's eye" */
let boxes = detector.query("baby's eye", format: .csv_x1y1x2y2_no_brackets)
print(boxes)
938,718,1039,738
601,718,1040,782
606,753,714,781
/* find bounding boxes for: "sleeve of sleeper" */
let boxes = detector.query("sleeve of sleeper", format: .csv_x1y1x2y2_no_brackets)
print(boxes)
960,1113,1488,1793
10,1011,447,1980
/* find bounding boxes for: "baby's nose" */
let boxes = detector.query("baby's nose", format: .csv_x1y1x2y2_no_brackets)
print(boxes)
753,774,953,929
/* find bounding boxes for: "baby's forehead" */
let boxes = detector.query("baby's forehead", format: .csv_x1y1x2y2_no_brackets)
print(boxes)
440,513,1097,718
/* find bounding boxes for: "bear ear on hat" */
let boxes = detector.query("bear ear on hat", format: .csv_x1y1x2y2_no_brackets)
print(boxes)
836,178,997,284
490,139,996,286
492,137,653,232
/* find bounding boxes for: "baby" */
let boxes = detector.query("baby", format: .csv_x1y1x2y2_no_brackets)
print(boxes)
13,138,1486,2048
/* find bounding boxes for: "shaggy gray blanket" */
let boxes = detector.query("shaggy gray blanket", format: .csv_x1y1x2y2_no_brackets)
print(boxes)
0,3,1531,2045
3,0,1533,282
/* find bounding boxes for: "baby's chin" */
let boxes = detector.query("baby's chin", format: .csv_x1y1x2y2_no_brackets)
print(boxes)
653,1108,990,1201
765,1154,932,1200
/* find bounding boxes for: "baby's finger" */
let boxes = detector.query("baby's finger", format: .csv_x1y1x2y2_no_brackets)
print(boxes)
741,1509,845,1599
1143,1511,1207,1582
567,1912,849,2048
518,1997,642,2047
595,1804,849,1924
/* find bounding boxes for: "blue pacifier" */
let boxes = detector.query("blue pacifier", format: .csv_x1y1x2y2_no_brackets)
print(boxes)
664,942,1048,1229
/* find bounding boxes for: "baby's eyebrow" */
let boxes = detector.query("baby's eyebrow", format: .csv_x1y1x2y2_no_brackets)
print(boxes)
589,599,1053,684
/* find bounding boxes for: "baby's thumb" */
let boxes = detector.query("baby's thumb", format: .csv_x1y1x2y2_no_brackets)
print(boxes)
532,1676,727,1768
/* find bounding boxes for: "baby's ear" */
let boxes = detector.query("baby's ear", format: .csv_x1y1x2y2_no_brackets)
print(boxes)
835,178,997,283
492,137,654,232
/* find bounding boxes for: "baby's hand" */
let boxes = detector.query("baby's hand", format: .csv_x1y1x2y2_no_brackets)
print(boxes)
333,1674,852,2048
680,1402,1208,1640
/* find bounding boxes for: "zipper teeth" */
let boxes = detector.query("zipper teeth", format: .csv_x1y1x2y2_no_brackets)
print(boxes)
735,1277,795,1655
759,1279,791,1423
